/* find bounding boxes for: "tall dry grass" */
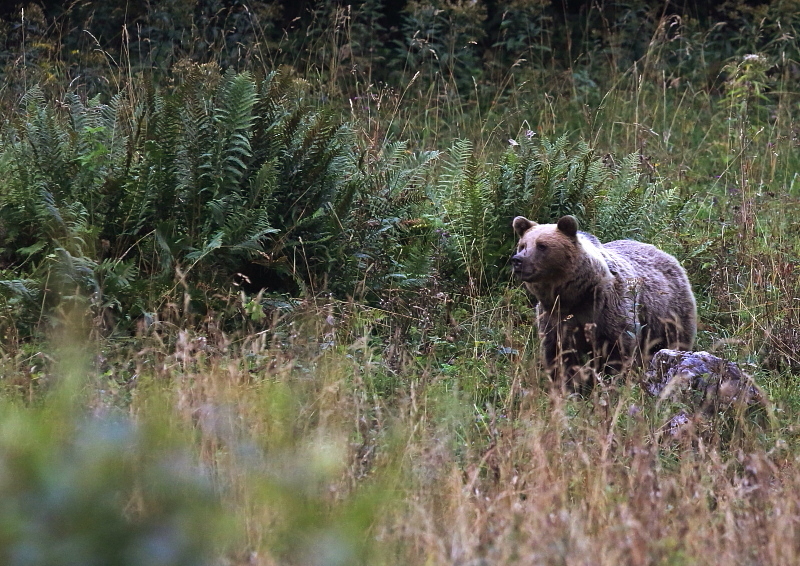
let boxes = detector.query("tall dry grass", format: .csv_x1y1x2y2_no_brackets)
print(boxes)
58,299,785,565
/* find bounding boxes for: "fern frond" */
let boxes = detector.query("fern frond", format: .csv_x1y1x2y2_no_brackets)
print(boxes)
0,279,40,302
436,138,473,206
594,152,653,241
212,70,257,196
177,78,215,241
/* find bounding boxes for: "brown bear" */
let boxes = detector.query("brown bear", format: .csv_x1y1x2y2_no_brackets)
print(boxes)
511,215,696,393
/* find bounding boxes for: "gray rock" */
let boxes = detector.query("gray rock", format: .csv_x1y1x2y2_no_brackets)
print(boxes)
644,349,764,413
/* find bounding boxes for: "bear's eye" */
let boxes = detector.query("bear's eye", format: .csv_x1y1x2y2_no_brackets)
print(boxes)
536,242,548,251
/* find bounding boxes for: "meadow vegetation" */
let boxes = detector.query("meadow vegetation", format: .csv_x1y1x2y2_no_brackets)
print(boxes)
1,1,800,564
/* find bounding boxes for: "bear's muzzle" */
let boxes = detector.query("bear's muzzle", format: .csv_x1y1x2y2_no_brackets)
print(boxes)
511,254,536,281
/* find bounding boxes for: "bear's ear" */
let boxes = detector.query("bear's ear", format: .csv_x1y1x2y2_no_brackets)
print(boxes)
512,216,535,237
556,215,578,238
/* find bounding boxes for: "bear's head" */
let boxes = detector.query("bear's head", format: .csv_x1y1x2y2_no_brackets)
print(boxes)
511,215,580,284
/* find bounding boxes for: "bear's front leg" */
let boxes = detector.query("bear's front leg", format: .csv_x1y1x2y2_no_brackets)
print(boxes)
540,323,590,395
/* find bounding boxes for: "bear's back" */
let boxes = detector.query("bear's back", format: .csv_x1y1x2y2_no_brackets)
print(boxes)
602,239,689,288
601,238,696,349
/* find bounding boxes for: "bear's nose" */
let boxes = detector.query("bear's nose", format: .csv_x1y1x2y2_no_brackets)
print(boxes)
511,254,523,268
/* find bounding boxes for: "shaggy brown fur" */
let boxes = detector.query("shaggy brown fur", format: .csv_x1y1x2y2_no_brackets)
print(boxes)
511,215,696,393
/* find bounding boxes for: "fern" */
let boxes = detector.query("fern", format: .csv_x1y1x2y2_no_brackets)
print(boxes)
340,140,440,296
210,70,257,200
0,277,42,337
497,134,653,239
0,279,40,303
1,70,687,338
176,64,219,242
435,140,498,291
593,153,659,242
436,138,473,204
